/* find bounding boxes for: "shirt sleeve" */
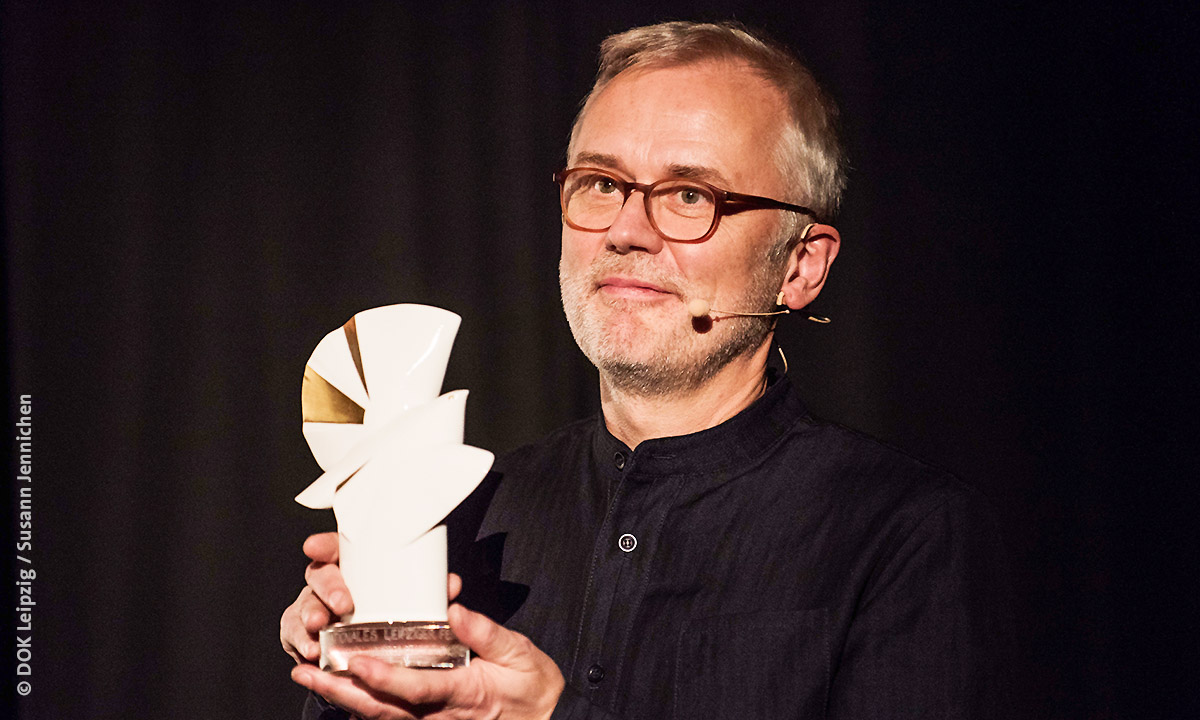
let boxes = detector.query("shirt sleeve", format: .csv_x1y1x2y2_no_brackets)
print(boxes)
301,690,350,720
828,487,1017,719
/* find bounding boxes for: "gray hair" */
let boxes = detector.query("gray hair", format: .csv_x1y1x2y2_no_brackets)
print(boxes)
569,21,846,225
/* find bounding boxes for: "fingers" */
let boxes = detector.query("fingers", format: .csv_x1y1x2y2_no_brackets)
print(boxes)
445,604,565,712
345,657,474,709
298,585,335,633
291,664,418,720
448,603,528,667
281,587,323,663
292,613,564,720
303,532,353,616
303,531,340,563
288,570,457,665
283,532,351,665
305,558,354,617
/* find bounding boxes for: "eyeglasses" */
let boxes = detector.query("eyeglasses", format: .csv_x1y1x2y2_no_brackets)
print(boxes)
553,166,817,243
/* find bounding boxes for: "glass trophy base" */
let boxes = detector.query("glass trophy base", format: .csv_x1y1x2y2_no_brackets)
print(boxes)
319,621,469,673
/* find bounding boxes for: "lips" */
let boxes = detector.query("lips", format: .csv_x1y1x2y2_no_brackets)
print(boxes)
600,276,669,292
597,275,676,300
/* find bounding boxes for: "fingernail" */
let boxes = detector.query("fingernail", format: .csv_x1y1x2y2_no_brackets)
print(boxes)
330,592,347,613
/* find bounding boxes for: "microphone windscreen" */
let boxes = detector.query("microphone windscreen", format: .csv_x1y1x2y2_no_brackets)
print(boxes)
687,298,711,318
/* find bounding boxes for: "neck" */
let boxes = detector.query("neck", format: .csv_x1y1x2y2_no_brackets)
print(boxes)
599,337,774,449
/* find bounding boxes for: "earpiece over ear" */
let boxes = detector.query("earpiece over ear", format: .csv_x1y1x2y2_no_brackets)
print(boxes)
777,222,840,313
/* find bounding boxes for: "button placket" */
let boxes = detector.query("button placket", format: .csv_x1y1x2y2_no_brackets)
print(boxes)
572,445,677,699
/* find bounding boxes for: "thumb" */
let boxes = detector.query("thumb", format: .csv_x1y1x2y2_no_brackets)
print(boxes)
448,603,529,666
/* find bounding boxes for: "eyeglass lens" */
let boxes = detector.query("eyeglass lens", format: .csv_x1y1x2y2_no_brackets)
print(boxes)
561,170,717,241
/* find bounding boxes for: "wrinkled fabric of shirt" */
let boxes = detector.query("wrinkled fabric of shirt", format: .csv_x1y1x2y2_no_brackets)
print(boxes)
304,373,1015,719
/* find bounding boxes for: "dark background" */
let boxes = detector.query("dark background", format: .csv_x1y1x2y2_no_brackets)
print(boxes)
3,1,1195,718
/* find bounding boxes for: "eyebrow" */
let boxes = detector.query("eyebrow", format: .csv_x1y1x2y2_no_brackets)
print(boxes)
570,153,733,190
571,152,629,176
664,163,731,189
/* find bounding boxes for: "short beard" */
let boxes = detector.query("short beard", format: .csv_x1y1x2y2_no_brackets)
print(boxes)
596,315,770,395
559,241,787,397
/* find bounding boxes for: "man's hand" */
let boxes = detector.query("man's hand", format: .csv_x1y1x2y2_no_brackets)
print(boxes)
281,533,466,664
291,602,565,720
281,532,355,663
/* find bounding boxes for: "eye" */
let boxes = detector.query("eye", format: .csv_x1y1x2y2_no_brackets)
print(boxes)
571,171,621,196
658,183,713,209
592,176,619,194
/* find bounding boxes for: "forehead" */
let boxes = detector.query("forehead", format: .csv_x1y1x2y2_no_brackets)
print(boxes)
570,60,789,193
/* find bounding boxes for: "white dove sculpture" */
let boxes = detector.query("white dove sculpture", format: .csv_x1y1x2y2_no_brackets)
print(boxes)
295,304,494,637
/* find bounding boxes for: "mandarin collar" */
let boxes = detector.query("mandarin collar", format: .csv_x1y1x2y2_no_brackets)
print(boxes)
591,371,810,480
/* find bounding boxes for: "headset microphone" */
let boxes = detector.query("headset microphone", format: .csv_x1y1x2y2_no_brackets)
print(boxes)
686,223,831,323
687,293,829,323
687,298,787,319
687,298,712,318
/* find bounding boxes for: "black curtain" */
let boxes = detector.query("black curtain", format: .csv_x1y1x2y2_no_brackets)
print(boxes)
4,2,1193,718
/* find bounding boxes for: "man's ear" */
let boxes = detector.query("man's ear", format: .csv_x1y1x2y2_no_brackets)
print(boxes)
778,223,840,310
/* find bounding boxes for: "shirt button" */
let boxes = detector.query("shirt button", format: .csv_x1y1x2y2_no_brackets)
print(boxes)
587,664,605,683
613,451,626,470
618,533,637,552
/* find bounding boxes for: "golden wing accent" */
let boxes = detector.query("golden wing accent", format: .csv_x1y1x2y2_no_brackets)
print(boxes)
302,366,366,423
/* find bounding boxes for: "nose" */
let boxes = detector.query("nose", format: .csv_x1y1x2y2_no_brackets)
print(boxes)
604,191,664,255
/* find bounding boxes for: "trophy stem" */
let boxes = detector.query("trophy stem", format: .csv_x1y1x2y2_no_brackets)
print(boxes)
319,621,469,672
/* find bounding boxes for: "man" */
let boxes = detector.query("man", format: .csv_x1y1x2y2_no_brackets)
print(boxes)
282,21,1012,719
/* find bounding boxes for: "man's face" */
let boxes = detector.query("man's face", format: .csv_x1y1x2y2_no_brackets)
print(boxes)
559,60,793,395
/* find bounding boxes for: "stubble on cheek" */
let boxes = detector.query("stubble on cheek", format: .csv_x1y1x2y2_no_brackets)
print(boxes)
559,252,685,360
558,252,776,396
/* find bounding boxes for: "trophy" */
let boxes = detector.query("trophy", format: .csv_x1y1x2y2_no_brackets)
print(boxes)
295,304,493,672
